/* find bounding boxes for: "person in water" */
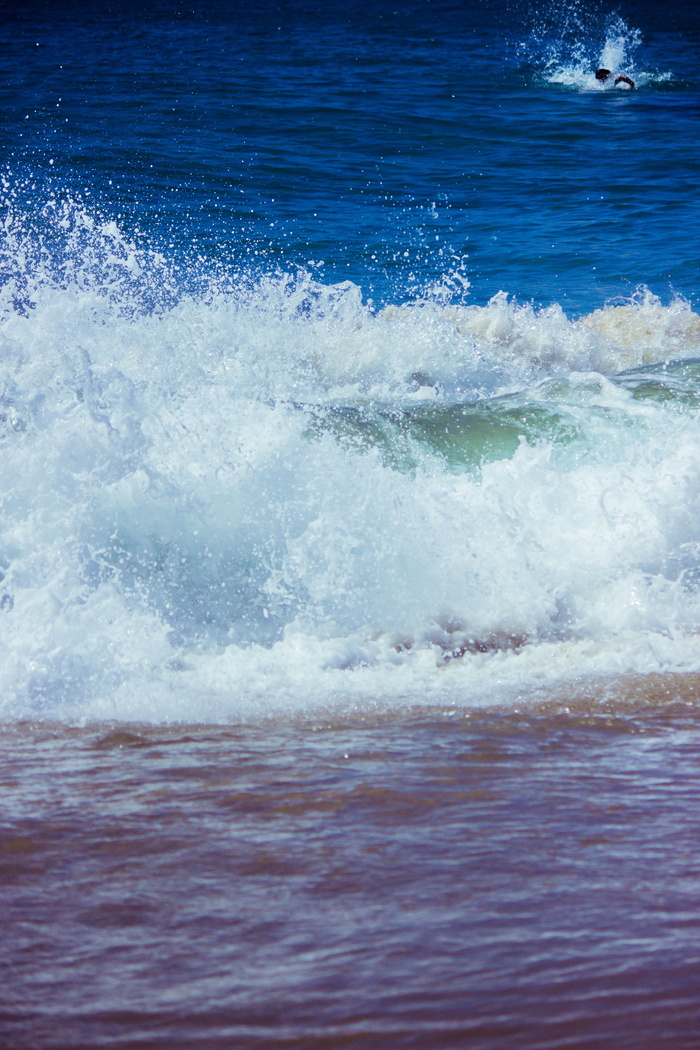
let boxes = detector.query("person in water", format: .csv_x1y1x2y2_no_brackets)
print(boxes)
595,68,635,88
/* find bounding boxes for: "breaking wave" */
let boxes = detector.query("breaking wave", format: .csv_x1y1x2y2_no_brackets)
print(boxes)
3,188,700,723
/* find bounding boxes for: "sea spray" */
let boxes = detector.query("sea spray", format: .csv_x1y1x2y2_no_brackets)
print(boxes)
521,6,667,89
3,195,700,722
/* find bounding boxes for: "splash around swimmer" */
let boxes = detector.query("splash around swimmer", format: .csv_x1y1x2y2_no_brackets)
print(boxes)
596,68,635,89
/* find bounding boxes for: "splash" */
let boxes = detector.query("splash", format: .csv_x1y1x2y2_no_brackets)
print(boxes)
597,17,640,77
3,189,700,723
520,4,669,90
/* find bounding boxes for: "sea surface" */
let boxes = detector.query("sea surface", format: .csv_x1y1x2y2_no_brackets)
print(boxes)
2,0,700,1046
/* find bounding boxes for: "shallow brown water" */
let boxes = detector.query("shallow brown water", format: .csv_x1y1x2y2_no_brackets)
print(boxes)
3,674,700,1049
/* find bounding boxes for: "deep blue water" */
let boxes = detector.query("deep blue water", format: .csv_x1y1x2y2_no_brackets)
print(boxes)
3,0,699,313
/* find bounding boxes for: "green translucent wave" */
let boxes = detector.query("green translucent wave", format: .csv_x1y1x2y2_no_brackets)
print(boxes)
303,358,700,474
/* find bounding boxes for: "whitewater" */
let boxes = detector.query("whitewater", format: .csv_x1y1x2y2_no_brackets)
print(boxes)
3,189,700,723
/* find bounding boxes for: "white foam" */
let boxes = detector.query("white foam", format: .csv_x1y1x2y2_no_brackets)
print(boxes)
3,196,700,722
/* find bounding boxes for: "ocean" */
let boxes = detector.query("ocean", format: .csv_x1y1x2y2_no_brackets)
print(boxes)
2,0,700,1045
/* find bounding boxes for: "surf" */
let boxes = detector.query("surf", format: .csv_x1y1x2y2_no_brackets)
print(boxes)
3,191,700,723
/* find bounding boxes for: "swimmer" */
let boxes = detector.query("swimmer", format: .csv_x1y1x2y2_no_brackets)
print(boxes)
595,68,635,89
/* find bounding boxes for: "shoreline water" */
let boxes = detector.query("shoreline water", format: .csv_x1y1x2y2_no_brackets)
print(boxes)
4,675,700,1049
